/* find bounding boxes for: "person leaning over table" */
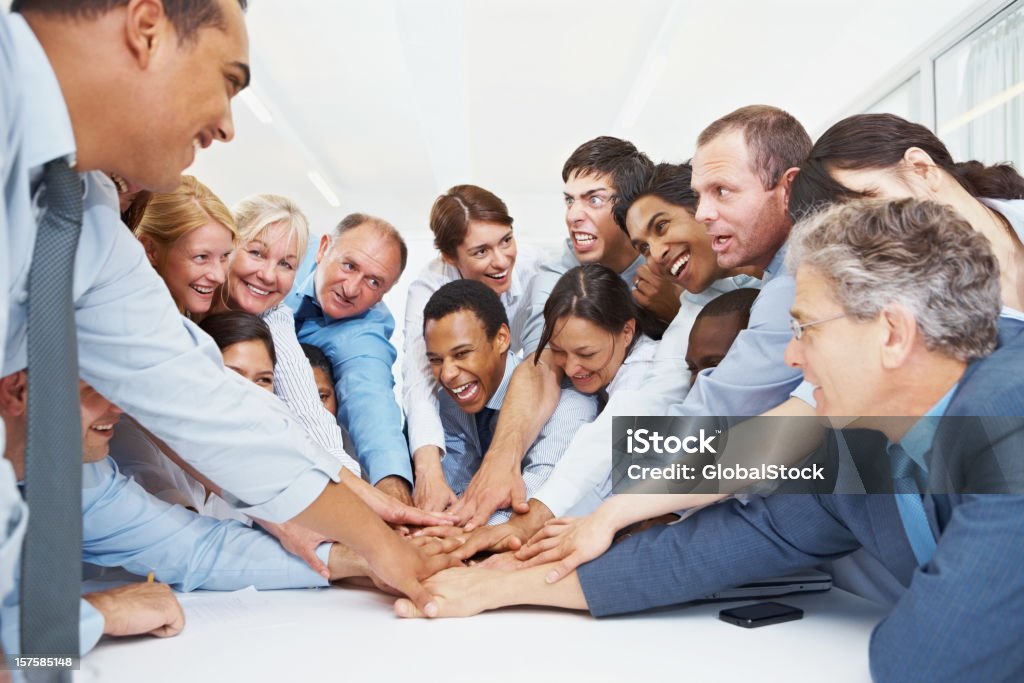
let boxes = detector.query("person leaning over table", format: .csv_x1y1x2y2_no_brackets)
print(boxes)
0,0,452,624
0,372,460,657
396,198,1024,683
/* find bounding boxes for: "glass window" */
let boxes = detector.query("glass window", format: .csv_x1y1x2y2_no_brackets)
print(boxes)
935,3,1024,167
866,73,923,123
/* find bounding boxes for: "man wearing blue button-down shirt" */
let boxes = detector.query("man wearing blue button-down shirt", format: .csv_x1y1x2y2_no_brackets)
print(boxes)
286,213,415,504
0,372,383,657
0,0,447,624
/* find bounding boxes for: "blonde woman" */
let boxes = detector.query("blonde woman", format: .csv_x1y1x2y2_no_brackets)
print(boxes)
134,175,236,319
208,194,362,478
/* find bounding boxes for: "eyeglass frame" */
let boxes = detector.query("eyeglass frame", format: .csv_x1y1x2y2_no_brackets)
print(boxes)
789,313,847,340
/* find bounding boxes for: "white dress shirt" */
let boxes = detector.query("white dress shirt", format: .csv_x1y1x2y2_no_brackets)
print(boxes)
402,248,541,454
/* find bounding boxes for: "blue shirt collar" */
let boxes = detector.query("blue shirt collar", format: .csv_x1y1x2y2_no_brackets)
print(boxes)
894,384,958,473
9,13,76,169
764,242,789,283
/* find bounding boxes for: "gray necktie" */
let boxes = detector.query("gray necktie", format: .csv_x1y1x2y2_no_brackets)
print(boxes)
20,158,84,673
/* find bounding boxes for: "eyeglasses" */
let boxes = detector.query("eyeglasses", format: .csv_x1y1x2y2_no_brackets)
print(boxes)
789,313,847,340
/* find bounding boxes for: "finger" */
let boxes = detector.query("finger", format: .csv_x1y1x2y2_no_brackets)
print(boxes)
398,580,440,618
522,535,561,555
394,598,425,619
391,505,458,528
545,552,583,583
298,545,330,580
510,489,529,515
413,525,465,539
518,545,570,568
494,534,523,553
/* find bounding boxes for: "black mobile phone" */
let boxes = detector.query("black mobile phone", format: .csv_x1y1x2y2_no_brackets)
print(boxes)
718,601,804,628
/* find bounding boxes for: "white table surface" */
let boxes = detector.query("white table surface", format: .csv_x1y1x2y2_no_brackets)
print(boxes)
76,582,887,683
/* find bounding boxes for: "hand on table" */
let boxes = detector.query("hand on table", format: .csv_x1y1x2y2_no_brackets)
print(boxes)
515,514,615,583
393,566,502,619
448,458,527,531
83,582,185,638
343,471,457,528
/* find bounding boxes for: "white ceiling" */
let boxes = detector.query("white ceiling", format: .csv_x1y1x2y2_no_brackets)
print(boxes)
186,0,985,249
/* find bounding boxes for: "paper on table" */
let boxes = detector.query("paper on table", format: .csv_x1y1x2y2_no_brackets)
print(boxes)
175,586,287,631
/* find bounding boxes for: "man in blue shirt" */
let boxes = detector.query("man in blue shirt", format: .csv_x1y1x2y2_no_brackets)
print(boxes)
394,198,1024,683
453,108,812,530
0,371,402,657
0,0,445,630
419,280,596,526
286,213,414,504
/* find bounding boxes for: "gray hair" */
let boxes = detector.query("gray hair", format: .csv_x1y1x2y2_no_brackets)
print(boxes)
785,198,1001,362
329,212,408,275
233,194,310,258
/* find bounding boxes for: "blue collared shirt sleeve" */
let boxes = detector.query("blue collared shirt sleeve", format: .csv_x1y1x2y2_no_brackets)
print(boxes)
294,306,412,485
80,458,329,591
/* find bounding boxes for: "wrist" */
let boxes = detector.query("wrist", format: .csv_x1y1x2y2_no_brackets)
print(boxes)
596,496,632,531
413,446,444,475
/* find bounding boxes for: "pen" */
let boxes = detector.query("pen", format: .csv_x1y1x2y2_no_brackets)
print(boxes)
147,571,154,583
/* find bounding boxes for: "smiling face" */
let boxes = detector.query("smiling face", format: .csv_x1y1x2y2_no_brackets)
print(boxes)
122,0,251,192
314,224,403,320
221,340,275,392
446,221,517,295
547,315,634,395
625,194,727,295
147,220,234,316
784,266,879,417
79,382,124,463
563,172,637,272
692,130,792,271
425,310,510,414
226,223,301,315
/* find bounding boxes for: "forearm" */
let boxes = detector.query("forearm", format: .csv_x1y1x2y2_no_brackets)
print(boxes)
293,481,405,562
595,493,727,532
489,564,588,612
485,354,562,465
326,542,371,581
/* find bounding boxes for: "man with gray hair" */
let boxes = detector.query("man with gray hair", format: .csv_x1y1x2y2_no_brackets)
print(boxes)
393,198,1024,683
286,213,416,504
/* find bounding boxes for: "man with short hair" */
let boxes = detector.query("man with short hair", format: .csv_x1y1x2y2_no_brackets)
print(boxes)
286,213,415,504
395,198,1024,683
450,108,811,534
0,374,402,657
419,280,595,525
0,0,445,651
449,136,676,526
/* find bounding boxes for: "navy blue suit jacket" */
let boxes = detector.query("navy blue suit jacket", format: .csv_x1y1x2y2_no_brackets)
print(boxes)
578,320,1024,683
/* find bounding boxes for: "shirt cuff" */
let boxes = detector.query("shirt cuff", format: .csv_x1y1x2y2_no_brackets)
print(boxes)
80,598,105,655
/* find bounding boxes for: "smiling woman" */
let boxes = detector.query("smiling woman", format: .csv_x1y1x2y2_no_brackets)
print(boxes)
134,175,238,319
402,184,542,511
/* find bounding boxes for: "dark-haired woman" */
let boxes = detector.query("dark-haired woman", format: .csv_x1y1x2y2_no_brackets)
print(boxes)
405,184,541,511
792,112,1022,316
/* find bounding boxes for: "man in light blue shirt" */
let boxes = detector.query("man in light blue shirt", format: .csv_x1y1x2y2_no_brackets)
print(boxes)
0,1,444,624
422,280,596,525
285,213,415,504
0,371,380,657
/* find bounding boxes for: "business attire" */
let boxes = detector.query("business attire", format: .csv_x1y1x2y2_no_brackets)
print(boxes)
1,456,330,657
667,245,801,417
512,240,644,354
532,277,763,518
577,320,1024,683
402,249,541,457
261,303,360,475
438,352,597,524
1,13,341,524
285,244,412,485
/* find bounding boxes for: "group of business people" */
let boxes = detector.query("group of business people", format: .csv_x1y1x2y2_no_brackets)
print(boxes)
1,1,1022,682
